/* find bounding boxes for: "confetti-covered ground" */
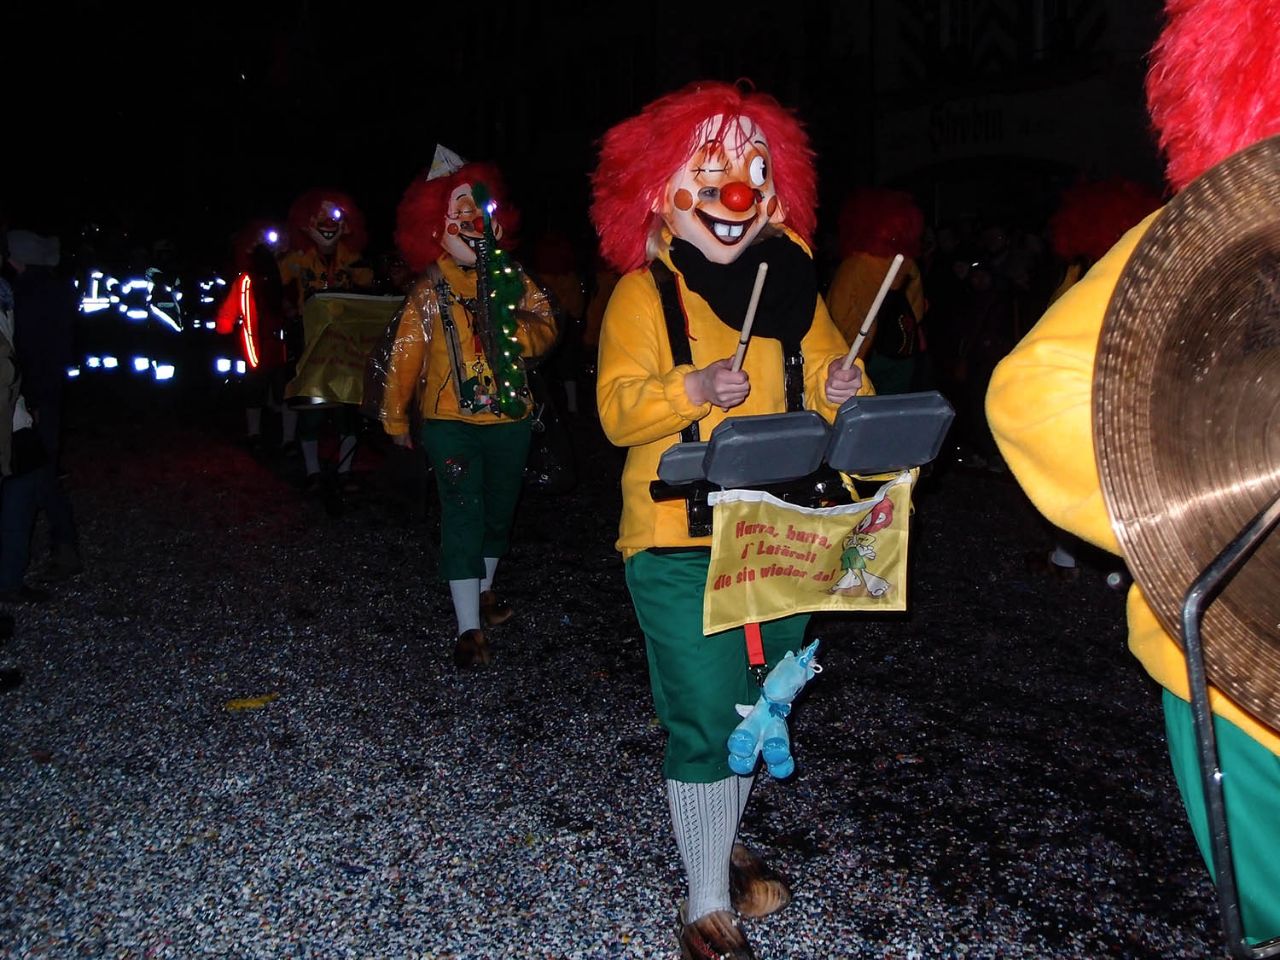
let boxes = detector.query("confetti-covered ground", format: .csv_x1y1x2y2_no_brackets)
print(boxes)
0,384,1224,959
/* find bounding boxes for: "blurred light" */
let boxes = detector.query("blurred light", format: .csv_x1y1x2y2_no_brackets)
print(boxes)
153,364,175,381
102,356,119,369
149,305,181,332
332,208,343,220
126,309,148,320
266,229,279,244
204,321,217,330
132,357,150,371
215,358,232,373
87,356,102,368
66,367,81,378
235,360,246,374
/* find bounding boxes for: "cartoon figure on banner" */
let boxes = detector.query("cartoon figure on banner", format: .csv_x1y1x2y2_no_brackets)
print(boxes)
830,495,895,596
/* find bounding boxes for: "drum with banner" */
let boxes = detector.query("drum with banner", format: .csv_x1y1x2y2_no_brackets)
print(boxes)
285,292,404,410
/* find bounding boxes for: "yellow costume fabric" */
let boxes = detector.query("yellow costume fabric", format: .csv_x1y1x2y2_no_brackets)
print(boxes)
378,257,557,434
597,231,873,559
986,209,1279,755
826,252,925,350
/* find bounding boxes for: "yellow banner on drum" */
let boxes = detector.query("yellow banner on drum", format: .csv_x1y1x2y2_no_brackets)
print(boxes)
703,471,914,635
285,293,403,407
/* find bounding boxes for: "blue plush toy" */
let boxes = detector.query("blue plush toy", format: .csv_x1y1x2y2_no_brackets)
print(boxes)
727,639,822,778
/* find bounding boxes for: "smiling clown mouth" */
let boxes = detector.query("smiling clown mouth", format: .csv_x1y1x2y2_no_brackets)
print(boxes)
316,226,339,241
695,209,756,245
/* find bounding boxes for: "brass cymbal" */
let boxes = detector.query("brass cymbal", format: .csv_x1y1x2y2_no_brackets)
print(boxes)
1095,135,1280,730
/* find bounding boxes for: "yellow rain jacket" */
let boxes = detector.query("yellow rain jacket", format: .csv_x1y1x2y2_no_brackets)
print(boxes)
597,230,873,558
986,210,1279,755
378,256,558,434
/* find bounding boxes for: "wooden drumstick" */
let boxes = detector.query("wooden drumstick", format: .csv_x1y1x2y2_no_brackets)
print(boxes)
731,262,769,372
841,253,904,370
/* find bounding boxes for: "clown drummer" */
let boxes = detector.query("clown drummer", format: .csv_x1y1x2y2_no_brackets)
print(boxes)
592,80,873,959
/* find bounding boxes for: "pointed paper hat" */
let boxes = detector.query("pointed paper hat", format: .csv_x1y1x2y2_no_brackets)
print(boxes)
427,144,467,181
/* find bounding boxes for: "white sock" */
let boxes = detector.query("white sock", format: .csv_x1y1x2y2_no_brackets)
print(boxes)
449,579,482,634
480,557,500,594
337,435,357,474
667,777,741,921
301,440,321,477
281,408,297,444
246,408,262,437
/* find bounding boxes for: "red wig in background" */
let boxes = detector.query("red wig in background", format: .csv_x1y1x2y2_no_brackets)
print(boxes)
394,162,520,273
1048,178,1163,264
1146,0,1280,191
286,188,368,255
590,80,818,275
836,187,925,260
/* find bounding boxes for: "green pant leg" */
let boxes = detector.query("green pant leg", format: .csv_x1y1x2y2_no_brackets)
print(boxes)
627,549,811,783
297,408,323,441
1163,689,1280,943
421,420,488,581
477,420,533,559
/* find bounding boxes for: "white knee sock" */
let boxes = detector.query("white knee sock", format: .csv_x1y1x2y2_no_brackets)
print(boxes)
337,435,357,474
449,579,482,634
667,777,743,921
480,557,500,594
301,440,321,477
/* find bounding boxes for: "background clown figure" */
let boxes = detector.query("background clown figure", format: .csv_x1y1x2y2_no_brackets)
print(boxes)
826,186,928,396
591,80,872,959
215,219,292,454
279,188,374,491
987,0,1280,948
377,155,557,670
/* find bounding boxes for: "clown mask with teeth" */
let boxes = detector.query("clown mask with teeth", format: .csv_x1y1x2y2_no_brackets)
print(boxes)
305,201,349,255
657,114,784,265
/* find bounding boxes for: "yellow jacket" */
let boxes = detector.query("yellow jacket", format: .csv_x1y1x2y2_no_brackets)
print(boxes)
378,256,557,433
597,232,873,558
826,253,925,353
279,243,374,314
986,210,1279,755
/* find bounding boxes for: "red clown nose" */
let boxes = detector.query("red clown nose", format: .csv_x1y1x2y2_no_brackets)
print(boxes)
720,181,756,212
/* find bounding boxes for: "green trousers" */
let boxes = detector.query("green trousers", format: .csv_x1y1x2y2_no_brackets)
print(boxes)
1164,690,1280,943
626,549,810,782
421,418,532,581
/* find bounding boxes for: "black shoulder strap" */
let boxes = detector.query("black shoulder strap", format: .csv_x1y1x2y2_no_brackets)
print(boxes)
649,260,700,442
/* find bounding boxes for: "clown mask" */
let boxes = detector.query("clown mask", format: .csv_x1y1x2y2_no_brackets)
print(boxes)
658,114,784,265
441,183,503,267
306,201,348,255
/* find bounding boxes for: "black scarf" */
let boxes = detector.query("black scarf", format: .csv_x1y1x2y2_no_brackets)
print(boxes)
669,232,816,352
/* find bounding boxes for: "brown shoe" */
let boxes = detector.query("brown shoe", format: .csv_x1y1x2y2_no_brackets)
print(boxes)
676,904,756,960
729,843,792,919
453,628,491,669
479,590,514,627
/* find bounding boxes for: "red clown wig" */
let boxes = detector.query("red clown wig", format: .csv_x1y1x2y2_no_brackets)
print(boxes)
836,187,925,260
286,189,368,255
394,162,520,273
1048,178,1163,263
1147,0,1280,191
590,80,818,274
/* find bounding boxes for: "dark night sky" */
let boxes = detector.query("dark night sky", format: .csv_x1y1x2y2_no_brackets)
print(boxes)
8,1,1165,268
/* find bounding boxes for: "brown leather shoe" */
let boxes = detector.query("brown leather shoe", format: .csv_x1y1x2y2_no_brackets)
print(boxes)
676,904,756,960
729,843,792,919
453,628,491,668
479,590,514,627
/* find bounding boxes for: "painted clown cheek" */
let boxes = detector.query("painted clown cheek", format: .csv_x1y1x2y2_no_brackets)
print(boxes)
447,223,461,235
673,189,694,212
